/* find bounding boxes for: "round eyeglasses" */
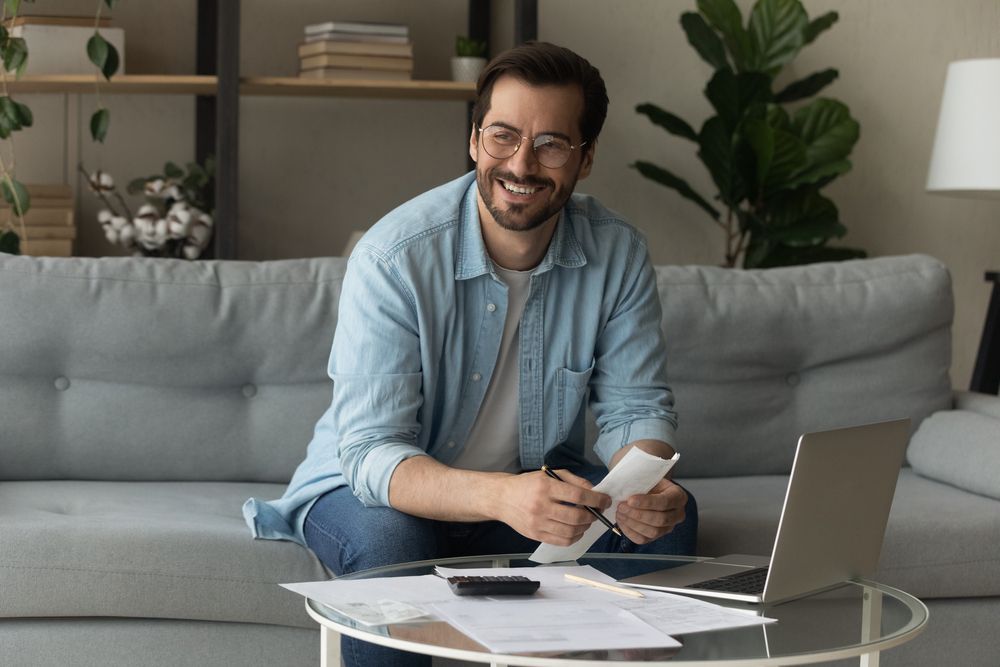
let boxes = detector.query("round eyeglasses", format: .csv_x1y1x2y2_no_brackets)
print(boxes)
477,124,588,169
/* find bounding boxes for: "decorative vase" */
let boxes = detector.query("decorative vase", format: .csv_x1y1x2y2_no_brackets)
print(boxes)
450,56,487,83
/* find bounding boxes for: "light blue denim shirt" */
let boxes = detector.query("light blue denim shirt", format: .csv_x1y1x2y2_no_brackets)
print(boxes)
243,172,677,544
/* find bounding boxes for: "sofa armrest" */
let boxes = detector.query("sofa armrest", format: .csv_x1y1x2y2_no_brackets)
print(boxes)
954,390,1000,419
908,404,1000,500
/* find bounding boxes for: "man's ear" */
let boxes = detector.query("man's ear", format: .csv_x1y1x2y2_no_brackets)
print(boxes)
468,124,478,164
577,141,596,180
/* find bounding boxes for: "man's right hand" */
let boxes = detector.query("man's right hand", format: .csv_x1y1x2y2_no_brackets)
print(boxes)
494,469,611,545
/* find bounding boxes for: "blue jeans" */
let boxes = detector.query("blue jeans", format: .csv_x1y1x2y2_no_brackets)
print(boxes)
303,464,698,667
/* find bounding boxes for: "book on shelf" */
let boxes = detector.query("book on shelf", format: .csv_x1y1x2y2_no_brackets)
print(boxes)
298,67,412,81
9,23,125,75
4,15,113,28
304,30,410,44
14,225,77,240
300,53,413,72
298,39,413,59
19,238,73,257
304,21,408,37
0,207,74,226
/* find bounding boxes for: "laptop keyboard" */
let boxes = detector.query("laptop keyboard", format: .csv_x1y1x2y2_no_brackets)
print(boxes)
693,567,769,594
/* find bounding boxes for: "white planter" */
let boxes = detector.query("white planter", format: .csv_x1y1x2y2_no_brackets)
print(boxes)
451,56,487,83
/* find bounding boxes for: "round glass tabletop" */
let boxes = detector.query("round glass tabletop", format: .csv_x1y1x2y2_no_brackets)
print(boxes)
305,553,927,666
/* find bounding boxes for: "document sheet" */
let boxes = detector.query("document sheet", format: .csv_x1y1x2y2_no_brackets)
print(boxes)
530,448,680,563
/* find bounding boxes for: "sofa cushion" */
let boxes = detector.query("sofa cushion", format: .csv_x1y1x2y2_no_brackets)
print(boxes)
0,481,328,628
907,408,1000,500
657,254,953,477
681,468,1000,599
0,255,345,482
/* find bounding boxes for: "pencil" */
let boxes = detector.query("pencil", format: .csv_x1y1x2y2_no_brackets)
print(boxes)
541,464,623,537
565,573,645,598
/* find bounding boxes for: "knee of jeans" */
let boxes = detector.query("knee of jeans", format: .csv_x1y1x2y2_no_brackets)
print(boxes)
309,506,441,575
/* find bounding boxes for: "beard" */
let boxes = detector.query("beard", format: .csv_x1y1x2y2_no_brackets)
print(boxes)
475,165,576,232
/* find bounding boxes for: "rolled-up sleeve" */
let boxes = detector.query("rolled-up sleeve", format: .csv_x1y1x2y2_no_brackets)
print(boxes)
589,236,678,465
330,246,429,506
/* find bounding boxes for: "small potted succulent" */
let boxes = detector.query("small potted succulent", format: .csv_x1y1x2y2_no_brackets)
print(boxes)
451,36,487,83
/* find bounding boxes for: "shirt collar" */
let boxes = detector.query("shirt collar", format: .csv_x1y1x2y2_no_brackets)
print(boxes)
455,174,587,281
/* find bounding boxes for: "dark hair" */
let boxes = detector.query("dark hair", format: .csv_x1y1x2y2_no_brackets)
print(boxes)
472,41,609,145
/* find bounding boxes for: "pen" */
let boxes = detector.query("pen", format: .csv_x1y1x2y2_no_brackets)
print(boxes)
541,464,623,537
565,573,645,598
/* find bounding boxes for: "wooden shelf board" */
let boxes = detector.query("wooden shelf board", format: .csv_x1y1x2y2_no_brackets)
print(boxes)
2,74,476,100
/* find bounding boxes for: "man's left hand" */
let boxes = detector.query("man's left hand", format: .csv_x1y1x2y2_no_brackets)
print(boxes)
614,478,687,544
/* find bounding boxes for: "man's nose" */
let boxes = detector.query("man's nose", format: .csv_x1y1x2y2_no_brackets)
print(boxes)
507,138,541,174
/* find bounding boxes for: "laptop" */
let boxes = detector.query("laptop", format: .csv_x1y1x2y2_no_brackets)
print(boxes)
619,418,911,605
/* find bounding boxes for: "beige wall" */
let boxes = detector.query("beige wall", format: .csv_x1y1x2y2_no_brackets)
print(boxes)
11,1,1000,389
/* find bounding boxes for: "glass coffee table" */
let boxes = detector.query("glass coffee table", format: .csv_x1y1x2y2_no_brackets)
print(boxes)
304,554,927,667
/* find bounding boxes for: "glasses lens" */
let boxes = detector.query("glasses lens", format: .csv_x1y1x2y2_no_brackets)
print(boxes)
533,135,572,168
482,125,520,160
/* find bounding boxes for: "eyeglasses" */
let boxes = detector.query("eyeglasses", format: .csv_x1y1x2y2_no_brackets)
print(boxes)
477,124,588,169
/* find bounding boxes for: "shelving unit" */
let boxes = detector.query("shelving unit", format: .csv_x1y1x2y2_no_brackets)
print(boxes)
5,74,475,100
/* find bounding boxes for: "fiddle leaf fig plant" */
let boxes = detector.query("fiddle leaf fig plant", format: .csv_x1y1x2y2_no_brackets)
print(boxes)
634,0,865,268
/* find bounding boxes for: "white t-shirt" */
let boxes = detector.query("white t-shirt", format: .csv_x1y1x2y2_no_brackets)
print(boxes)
451,264,532,473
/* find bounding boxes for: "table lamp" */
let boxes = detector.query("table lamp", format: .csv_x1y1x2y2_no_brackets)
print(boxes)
927,58,1000,394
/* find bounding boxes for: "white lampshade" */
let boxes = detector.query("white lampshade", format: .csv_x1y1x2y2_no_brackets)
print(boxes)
927,58,1000,199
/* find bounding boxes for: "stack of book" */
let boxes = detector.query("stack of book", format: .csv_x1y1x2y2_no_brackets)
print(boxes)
3,184,75,257
298,20,413,81
6,15,125,75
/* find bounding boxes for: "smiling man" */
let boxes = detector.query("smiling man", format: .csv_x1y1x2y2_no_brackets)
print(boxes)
244,42,697,667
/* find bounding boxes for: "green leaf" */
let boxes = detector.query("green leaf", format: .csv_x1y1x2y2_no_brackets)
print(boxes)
697,116,748,206
636,103,698,142
0,229,20,254
3,37,28,76
680,12,729,71
163,162,183,179
4,0,20,16
632,160,721,220
104,0,121,8
127,177,148,194
90,108,110,142
804,11,838,44
747,0,808,73
743,235,773,268
742,117,774,188
698,0,753,70
0,114,12,139
773,68,838,103
101,41,120,80
787,158,852,189
87,33,110,72
14,100,32,127
704,68,772,134
790,98,859,170
766,189,842,242
2,177,30,215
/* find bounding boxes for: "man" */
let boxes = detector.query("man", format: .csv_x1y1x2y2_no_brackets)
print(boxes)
244,41,696,667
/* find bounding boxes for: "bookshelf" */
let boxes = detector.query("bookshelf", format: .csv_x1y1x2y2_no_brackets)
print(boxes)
4,74,476,100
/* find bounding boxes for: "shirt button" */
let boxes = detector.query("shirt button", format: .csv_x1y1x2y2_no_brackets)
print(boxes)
786,372,801,387
486,303,497,312
471,372,482,382
447,441,456,448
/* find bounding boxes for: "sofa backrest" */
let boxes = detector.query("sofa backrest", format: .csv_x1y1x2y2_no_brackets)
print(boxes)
656,254,954,477
0,254,344,482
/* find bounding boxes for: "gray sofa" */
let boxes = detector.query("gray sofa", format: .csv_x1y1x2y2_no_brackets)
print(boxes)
1,251,997,666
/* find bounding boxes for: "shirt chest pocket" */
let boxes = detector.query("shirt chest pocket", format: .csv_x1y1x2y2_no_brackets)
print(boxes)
556,363,595,442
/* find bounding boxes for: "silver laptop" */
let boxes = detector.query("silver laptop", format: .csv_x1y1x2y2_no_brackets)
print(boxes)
620,419,911,605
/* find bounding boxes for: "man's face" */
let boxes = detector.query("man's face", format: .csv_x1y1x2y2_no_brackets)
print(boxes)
469,75,594,234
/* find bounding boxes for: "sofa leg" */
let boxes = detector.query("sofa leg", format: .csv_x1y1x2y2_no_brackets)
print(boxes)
321,625,342,667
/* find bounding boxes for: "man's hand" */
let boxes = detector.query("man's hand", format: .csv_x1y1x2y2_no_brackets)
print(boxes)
496,469,611,546
614,477,687,544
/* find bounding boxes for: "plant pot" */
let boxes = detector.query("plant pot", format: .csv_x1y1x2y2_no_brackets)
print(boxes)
451,56,487,83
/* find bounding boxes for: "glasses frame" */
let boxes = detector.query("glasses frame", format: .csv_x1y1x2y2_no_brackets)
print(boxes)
476,124,589,169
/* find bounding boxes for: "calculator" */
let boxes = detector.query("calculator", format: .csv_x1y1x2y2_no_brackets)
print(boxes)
446,575,540,596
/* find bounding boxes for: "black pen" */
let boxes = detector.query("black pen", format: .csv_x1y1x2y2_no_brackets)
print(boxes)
541,464,623,537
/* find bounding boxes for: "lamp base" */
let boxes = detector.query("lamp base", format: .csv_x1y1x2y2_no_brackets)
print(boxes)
970,271,1000,394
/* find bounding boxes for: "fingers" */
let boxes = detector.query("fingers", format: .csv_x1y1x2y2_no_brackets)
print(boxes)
546,468,611,510
616,481,688,544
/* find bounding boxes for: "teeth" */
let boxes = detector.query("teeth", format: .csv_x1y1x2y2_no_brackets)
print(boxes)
503,182,538,195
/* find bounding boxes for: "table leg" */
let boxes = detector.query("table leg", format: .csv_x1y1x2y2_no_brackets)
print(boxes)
321,625,342,667
860,588,883,667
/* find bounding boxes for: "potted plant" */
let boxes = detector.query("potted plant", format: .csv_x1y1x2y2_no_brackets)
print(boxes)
634,0,865,268
451,35,487,83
